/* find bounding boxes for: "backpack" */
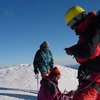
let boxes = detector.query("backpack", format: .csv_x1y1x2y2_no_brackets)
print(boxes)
48,80,70,100
53,92,69,100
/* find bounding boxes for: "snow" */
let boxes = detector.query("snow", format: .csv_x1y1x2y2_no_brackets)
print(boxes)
0,64,78,100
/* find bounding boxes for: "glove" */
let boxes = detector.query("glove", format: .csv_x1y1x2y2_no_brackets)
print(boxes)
64,48,73,56
67,90,75,98
34,68,39,74
50,66,53,70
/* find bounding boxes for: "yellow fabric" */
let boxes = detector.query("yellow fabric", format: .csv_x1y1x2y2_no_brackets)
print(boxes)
65,6,86,25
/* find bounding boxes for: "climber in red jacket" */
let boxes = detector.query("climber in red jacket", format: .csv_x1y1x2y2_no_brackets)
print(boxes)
65,6,100,100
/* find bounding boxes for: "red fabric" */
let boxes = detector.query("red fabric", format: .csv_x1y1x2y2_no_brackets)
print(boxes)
77,11,95,36
96,93,100,100
75,11,100,83
72,82,97,100
50,67,61,75
74,11,100,64
86,72,100,83
76,43,100,63
72,11,100,100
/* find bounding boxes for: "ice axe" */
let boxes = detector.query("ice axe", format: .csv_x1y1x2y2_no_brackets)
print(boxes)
35,73,39,91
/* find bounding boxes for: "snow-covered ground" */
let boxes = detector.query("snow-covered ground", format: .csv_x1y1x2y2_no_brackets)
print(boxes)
0,64,78,100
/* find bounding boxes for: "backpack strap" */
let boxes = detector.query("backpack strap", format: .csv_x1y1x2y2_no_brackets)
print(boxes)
43,79,59,99
44,79,69,100
48,81,69,100
48,80,59,94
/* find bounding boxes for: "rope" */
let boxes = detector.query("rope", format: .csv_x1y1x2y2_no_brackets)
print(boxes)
74,72,100,94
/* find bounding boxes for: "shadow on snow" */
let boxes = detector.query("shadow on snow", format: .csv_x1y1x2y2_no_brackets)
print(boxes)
0,87,38,94
0,93,37,100
0,87,38,100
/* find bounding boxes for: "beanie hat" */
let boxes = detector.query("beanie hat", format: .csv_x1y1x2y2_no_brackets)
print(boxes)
40,41,49,49
50,67,61,78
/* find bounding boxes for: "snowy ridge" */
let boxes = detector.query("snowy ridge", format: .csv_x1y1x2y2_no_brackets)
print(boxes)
0,64,78,100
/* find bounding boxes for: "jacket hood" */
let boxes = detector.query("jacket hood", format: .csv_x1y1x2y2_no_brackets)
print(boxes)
75,11,95,35
40,41,49,49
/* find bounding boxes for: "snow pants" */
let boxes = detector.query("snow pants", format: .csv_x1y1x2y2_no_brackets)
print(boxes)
72,81,100,100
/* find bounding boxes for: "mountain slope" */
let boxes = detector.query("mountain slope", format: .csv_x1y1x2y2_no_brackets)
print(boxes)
0,64,78,100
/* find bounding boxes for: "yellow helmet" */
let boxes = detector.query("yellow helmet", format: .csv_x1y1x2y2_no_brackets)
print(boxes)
65,6,86,26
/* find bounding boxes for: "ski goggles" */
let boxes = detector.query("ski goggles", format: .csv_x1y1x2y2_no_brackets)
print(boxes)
68,12,86,28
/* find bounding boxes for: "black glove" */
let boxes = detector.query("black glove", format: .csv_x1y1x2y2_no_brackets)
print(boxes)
50,66,54,70
34,68,39,74
64,47,73,56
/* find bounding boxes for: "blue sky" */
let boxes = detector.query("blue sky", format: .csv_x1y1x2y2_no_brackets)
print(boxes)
0,0,100,67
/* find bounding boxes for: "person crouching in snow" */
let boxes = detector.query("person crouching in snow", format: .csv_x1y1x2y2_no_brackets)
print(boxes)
37,67,74,100
65,6,100,100
33,41,54,78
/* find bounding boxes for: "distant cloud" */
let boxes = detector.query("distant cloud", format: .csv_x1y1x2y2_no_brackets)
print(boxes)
4,9,15,17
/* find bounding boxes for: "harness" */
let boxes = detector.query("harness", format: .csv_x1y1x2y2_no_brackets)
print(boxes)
75,72,100,95
83,80,100,95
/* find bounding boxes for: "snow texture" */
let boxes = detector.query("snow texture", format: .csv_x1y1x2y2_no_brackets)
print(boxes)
0,64,78,100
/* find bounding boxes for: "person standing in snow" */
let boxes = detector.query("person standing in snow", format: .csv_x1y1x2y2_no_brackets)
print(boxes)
64,6,100,100
38,67,74,100
33,41,54,78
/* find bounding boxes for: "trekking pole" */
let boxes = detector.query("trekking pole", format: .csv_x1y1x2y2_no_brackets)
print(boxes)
35,73,39,91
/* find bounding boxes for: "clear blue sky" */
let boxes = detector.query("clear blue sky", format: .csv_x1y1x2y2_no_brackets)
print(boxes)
0,0,100,67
